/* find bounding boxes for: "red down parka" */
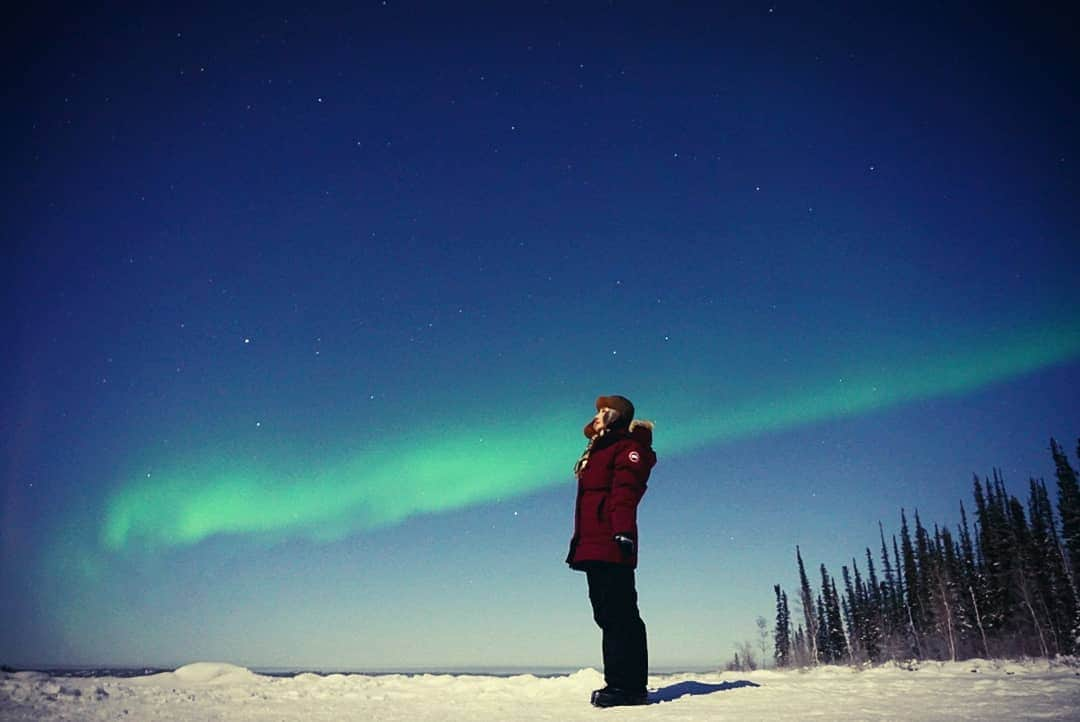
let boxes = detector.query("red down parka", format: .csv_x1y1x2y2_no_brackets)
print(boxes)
566,423,656,570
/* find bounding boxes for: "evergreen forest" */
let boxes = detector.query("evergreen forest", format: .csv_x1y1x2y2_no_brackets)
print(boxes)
771,438,1080,667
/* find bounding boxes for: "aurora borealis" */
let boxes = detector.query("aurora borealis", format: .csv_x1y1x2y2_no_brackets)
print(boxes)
101,316,1080,554
5,3,1078,670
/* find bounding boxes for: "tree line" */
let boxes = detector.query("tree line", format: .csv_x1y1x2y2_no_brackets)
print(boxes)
772,438,1080,667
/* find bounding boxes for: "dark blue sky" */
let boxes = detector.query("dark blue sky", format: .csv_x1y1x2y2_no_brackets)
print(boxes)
4,2,1078,669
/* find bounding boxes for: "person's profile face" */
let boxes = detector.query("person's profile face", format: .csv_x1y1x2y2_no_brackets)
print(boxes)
593,407,619,432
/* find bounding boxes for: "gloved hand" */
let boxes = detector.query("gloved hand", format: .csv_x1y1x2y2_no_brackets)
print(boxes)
614,534,635,556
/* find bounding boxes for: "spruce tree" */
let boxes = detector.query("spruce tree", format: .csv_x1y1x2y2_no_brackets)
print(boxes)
1051,438,1080,588
793,626,807,667
774,584,792,668
929,525,960,660
863,547,884,662
878,524,900,658
913,511,936,639
892,534,909,656
957,501,988,657
974,471,1013,637
1028,477,1076,654
829,575,850,662
842,564,858,659
899,510,923,657
866,547,882,616
815,592,830,663
970,474,998,653
783,591,795,663
819,566,848,663
958,502,977,582
797,546,820,664
1006,493,1049,656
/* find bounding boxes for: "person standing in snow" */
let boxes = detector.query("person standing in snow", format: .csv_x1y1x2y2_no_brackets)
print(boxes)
566,394,656,708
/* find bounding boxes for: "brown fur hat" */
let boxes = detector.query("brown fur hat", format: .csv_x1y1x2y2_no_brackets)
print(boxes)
583,395,637,438
596,395,635,424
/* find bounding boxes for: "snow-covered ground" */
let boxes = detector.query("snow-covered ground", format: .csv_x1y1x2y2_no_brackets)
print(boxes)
3,658,1078,721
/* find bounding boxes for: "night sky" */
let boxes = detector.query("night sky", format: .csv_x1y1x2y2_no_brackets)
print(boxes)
4,3,1078,670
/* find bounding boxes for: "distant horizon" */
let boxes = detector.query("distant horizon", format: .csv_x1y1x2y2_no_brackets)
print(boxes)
7,662,728,678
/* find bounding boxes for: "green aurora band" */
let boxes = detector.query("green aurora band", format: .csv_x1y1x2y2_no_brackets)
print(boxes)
102,319,1080,554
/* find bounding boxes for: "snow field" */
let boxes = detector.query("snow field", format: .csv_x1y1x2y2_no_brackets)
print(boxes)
2,659,1078,721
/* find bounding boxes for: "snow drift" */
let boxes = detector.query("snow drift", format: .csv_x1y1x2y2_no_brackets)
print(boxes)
2,658,1078,721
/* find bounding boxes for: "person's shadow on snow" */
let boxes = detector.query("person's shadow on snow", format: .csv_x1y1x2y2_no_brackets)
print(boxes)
649,679,760,704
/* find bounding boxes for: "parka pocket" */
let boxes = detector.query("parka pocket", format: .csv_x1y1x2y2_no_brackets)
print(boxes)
595,495,608,522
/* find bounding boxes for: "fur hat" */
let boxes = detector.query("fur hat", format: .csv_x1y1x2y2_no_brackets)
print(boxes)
595,395,635,424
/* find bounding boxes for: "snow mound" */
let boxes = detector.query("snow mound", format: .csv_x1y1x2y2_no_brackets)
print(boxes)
564,668,603,685
173,662,257,683
131,662,259,686
9,671,49,682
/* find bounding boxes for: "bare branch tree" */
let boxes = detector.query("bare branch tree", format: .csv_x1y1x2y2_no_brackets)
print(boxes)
735,640,758,671
756,615,770,669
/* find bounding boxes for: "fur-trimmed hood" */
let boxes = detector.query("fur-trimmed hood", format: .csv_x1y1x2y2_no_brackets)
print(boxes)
628,419,654,447
583,418,655,445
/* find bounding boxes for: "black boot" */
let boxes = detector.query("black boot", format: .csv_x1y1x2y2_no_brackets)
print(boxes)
591,687,648,707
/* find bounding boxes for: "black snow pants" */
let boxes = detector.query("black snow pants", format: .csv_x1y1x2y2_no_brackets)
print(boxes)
585,562,648,692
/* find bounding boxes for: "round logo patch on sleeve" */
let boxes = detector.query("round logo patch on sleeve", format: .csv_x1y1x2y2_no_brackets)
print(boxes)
628,451,641,464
